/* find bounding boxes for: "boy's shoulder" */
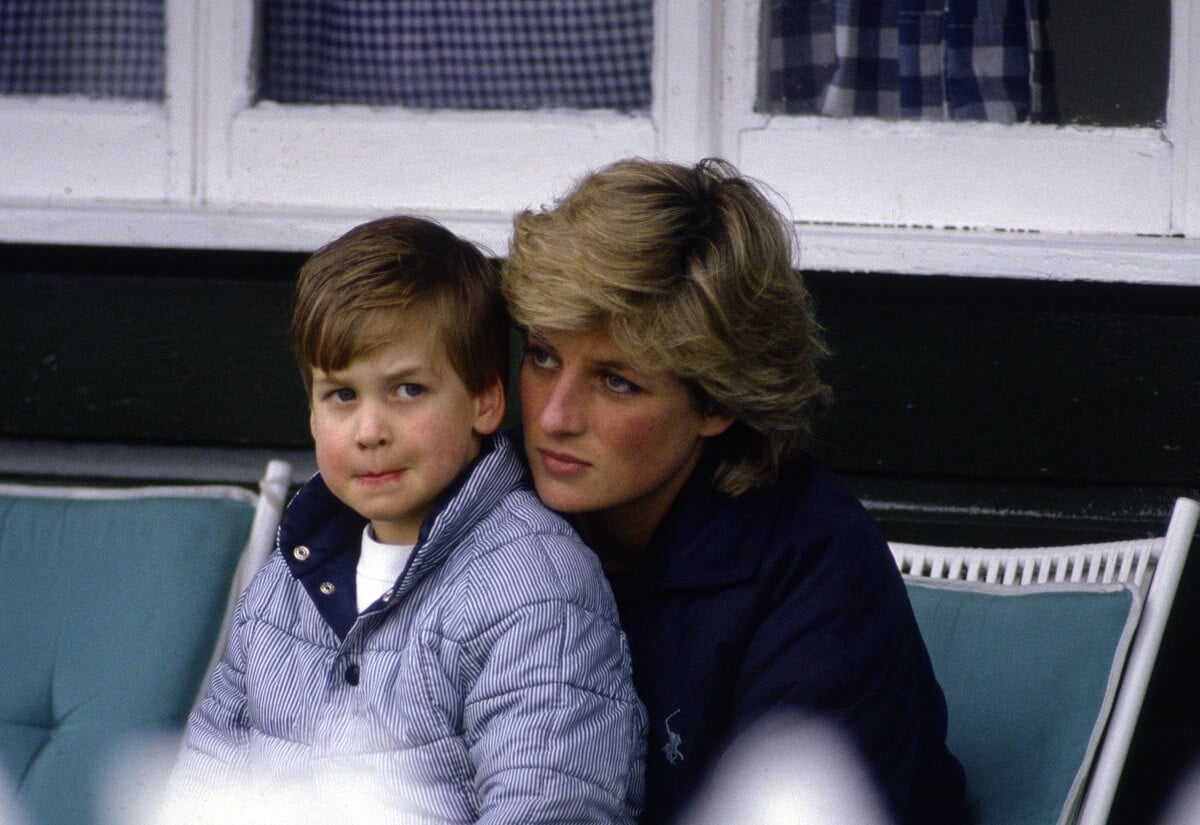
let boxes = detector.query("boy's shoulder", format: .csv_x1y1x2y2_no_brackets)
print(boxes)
444,485,614,613
484,483,578,537
242,550,300,599
229,549,313,629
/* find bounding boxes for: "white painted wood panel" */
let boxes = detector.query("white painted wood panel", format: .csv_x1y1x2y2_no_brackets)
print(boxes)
739,122,1172,234
0,102,171,200
212,106,657,215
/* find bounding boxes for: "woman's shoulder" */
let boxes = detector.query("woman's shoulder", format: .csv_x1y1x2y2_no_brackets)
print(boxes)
739,452,883,549
697,454,897,611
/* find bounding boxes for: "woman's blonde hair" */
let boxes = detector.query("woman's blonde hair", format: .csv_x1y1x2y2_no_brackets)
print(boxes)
502,157,830,496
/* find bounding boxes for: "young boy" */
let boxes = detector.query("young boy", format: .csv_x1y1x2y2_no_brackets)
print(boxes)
167,216,645,823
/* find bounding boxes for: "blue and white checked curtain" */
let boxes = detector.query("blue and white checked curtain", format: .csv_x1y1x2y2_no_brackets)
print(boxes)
759,0,1047,122
259,0,654,110
0,0,163,99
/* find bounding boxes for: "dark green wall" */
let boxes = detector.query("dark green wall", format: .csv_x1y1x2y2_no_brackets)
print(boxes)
2,242,1198,823
6,245,1197,487
3,245,307,447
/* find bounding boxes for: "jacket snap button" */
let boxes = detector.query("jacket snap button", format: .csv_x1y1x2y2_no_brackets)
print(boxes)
293,546,310,561
319,581,335,595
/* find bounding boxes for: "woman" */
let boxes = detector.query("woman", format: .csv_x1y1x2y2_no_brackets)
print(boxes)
501,157,968,825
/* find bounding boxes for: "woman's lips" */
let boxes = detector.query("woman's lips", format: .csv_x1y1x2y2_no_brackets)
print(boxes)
537,448,591,476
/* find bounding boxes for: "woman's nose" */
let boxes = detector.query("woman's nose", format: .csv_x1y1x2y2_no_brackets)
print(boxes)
538,378,586,435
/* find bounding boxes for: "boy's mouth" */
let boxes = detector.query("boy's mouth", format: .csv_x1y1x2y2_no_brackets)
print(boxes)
356,469,406,483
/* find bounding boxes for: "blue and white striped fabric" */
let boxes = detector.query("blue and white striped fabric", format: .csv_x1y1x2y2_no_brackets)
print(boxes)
259,0,653,110
0,0,162,99
759,0,1046,122
168,434,646,824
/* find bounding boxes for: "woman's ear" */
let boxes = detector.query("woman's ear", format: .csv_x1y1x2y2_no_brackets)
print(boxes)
473,377,507,436
700,408,736,438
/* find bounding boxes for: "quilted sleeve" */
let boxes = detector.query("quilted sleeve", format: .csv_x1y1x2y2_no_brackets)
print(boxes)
457,532,647,825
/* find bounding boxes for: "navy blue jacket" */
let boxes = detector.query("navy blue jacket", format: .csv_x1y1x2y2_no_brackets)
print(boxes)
606,448,968,825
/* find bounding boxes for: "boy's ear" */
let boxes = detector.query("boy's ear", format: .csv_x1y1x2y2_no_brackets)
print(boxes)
472,377,506,436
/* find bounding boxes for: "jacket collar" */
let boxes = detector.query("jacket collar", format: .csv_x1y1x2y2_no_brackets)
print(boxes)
277,435,524,639
610,446,762,598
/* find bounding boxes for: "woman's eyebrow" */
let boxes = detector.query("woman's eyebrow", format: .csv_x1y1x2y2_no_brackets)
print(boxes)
589,357,632,372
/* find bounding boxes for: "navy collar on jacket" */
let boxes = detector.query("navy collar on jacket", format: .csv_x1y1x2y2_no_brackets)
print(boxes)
606,445,765,599
277,436,507,640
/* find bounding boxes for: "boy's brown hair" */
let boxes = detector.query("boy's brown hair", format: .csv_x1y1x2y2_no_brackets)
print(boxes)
290,215,508,398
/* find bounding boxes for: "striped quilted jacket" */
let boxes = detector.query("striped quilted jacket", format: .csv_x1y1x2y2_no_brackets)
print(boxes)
169,434,646,823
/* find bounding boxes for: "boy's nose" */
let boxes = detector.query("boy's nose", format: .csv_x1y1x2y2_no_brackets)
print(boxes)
355,404,391,447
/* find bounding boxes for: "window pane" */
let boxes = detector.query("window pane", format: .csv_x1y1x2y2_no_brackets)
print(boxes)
258,0,653,111
757,0,1169,127
0,0,164,100
1043,0,1168,126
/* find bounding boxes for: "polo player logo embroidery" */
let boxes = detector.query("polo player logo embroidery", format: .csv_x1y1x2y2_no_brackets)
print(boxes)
662,709,684,765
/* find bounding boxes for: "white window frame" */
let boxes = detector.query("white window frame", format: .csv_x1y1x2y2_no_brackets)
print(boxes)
718,0,1200,283
0,5,195,203
0,0,1197,284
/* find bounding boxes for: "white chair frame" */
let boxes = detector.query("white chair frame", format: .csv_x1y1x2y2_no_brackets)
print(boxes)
890,496,1199,825
195,458,293,701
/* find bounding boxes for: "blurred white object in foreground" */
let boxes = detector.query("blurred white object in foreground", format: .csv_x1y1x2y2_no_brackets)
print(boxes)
100,734,396,825
102,715,891,825
0,769,27,825
681,712,893,825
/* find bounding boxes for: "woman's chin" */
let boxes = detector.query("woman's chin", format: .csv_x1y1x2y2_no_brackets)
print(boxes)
533,483,589,515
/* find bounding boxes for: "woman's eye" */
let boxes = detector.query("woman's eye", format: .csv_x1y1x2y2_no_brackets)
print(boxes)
603,373,638,395
525,343,557,369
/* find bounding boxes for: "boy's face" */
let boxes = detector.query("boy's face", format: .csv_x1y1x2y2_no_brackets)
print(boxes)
308,321,504,545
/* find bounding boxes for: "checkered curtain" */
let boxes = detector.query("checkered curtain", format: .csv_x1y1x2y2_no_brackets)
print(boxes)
259,0,653,110
0,0,163,99
759,0,1046,122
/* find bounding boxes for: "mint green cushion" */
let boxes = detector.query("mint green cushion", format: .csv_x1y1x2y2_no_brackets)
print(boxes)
906,581,1140,825
0,489,255,825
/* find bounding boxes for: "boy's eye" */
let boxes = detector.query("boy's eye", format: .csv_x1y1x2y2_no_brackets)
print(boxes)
333,388,356,403
395,384,423,399
603,372,639,395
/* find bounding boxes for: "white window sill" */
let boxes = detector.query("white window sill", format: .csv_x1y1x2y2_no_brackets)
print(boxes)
3,200,1198,285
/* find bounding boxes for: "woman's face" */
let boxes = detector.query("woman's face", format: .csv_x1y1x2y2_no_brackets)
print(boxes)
519,326,732,557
